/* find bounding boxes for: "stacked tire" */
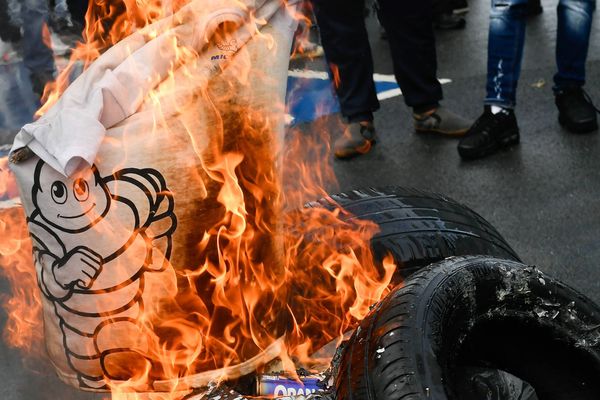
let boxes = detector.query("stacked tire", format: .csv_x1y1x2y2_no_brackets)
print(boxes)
309,187,520,280
322,188,600,400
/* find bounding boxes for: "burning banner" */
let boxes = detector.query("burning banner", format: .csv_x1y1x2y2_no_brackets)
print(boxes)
0,0,395,397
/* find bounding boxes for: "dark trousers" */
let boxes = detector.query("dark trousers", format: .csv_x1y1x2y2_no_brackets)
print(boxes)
0,0,17,42
432,0,455,16
65,0,87,24
312,0,443,121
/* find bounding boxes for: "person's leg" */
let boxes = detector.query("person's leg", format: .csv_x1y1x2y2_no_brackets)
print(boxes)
377,0,442,112
290,1,323,61
554,0,595,88
0,0,21,43
527,0,543,16
377,0,471,136
312,0,378,123
458,0,527,159
554,0,597,132
312,0,378,158
485,0,528,108
21,0,56,96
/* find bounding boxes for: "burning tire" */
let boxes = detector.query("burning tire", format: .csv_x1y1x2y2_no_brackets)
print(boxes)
310,187,521,279
334,256,600,400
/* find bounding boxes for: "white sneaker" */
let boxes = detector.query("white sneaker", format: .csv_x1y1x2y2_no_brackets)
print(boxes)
50,32,72,57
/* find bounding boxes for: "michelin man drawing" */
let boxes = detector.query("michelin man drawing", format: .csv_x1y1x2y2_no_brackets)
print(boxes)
27,160,178,389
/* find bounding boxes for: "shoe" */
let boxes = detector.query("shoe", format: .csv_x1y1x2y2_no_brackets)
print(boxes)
334,121,376,159
50,32,73,57
30,70,56,97
434,13,466,30
526,0,543,17
555,87,599,133
291,41,324,60
452,0,469,14
414,106,471,136
50,13,83,37
0,20,21,43
457,106,520,159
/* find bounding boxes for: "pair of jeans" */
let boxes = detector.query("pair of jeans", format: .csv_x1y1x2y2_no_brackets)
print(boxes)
8,0,56,76
485,0,595,108
312,0,443,122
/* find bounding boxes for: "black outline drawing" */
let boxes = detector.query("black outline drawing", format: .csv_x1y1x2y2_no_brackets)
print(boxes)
27,160,177,389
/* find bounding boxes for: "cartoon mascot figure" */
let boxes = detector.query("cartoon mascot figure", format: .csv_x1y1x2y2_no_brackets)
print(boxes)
27,160,177,390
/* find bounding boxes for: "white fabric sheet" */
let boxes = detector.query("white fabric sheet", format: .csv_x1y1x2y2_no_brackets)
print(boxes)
11,0,298,177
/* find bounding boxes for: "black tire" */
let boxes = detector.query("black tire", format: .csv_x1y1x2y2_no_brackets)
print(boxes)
335,256,600,400
310,187,521,279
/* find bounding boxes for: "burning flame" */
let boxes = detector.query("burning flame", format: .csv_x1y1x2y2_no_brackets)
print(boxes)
0,157,43,357
0,1,397,398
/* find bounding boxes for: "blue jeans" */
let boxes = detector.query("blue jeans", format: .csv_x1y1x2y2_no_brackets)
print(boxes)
8,0,56,75
485,0,595,108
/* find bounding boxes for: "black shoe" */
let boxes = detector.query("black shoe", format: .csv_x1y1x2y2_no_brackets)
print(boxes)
434,13,466,30
50,13,84,37
457,106,520,159
527,0,543,16
0,21,21,43
30,70,55,97
555,87,599,133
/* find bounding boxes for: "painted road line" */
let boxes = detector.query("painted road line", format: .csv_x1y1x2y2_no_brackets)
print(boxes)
288,69,329,80
286,70,453,124
376,78,452,101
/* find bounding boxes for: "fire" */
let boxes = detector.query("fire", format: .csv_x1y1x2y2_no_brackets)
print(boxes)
0,157,19,199
0,0,397,398
0,189,43,356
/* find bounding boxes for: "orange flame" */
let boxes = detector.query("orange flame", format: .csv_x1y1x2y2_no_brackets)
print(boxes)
0,210,39,349
1,1,397,398
289,1,316,60
0,157,45,369
330,63,341,89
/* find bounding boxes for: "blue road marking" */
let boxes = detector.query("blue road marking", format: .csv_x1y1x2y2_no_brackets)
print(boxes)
285,70,451,125
285,70,406,124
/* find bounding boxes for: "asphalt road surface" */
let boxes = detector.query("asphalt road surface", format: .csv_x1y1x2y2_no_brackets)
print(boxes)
2,0,600,398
